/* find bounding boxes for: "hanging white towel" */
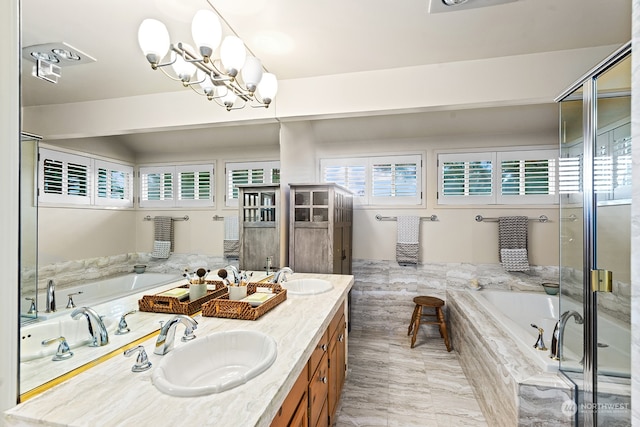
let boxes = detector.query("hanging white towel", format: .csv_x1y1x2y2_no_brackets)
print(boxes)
223,216,240,259
396,216,420,265
500,248,530,272
151,240,171,259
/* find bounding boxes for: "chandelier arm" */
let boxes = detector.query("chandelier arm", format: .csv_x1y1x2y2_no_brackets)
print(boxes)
158,66,187,82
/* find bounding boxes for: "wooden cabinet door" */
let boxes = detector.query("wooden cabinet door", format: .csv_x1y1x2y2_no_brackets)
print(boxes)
290,392,308,427
308,352,328,427
270,364,308,427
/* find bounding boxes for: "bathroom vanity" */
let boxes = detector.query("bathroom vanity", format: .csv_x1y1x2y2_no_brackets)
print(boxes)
5,273,353,427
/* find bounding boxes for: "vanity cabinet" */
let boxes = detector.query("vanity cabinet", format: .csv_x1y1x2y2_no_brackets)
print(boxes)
271,301,347,427
289,184,353,274
238,184,281,271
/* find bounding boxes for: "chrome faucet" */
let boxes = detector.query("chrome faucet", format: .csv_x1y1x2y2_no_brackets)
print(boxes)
45,279,56,313
530,324,547,351
71,307,109,347
154,314,198,355
550,310,584,360
271,267,293,284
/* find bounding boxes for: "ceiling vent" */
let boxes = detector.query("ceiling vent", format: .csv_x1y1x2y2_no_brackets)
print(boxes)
22,42,96,83
429,0,520,14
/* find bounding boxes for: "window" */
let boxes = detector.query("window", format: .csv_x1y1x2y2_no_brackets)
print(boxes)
39,148,133,207
225,161,280,207
321,155,422,206
438,149,558,205
95,160,134,207
140,164,214,208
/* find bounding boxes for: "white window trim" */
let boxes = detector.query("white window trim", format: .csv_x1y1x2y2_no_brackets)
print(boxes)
225,160,280,207
437,148,559,206
139,164,215,208
94,159,134,207
320,154,423,206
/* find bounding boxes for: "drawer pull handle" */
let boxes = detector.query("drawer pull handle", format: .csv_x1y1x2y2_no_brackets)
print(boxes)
320,376,328,384
320,344,328,351
338,334,344,342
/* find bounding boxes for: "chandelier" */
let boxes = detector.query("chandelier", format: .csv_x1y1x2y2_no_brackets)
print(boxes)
137,9,278,111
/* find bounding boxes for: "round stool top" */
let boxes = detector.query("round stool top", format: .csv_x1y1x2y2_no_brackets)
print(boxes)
413,296,444,307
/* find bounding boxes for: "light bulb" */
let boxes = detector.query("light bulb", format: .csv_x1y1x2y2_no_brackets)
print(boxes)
221,88,238,108
196,69,215,98
241,56,263,93
220,36,246,77
257,72,278,105
191,10,222,60
138,19,170,66
171,44,197,83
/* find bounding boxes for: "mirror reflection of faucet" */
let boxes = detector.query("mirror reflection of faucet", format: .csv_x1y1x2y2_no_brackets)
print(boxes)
45,279,56,313
66,291,83,309
41,336,74,361
116,310,137,335
70,307,109,347
530,324,547,351
25,297,36,315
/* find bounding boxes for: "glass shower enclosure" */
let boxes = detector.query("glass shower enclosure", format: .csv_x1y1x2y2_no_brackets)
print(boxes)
556,42,631,426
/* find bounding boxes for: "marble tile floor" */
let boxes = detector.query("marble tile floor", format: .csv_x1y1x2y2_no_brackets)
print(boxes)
334,325,488,427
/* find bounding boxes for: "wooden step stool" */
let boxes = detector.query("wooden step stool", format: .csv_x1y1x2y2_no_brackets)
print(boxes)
407,296,451,351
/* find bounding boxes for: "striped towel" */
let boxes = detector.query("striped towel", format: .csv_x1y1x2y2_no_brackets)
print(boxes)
152,216,173,258
498,216,529,271
224,216,239,259
396,216,420,266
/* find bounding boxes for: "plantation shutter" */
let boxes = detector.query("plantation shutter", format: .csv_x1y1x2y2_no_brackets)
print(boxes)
95,160,133,207
39,148,91,205
438,152,494,205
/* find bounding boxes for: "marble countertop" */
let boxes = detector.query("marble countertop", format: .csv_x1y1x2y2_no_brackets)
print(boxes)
6,272,354,427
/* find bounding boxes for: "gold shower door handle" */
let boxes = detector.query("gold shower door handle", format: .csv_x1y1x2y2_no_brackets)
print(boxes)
591,269,613,292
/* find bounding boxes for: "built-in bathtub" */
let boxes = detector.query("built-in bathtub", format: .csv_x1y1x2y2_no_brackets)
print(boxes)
448,289,631,426
35,273,182,319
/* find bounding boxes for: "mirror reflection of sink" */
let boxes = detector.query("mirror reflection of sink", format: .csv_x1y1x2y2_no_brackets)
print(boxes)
283,278,333,295
152,330,277,397
20,316,117,362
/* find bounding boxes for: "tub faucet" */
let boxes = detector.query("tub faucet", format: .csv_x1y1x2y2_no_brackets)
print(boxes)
271,267,293,284
154,314,198,355
45,279,56,313
530,324,547,351
550,310,584,360
71,307,109,347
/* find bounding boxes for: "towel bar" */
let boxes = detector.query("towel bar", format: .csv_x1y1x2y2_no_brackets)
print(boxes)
143,215,189,221
212,215,225,221
375,214,438,222
474,215,548,223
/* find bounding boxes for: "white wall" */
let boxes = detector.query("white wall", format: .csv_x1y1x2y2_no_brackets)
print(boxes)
0,0,19,414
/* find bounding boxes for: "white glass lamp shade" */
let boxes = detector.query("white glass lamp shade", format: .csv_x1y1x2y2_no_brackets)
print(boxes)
257,72,278,105
220,36,246,77
138,19,170,66
171,45,197,83
191,10,222,60
241,56,263,93
221,88,238,108
196,69,215,98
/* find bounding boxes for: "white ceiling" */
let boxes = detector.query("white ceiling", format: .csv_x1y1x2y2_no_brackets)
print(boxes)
20,0,631,148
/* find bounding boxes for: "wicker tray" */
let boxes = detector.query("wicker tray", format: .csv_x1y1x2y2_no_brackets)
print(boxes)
138,283,227,315
201,282,287,321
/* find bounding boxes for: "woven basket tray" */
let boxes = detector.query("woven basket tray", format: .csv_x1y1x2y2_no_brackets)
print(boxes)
201,282,287,321
138,283,227,315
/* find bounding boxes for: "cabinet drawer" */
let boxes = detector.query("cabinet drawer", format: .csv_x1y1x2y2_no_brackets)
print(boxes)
308,330,329,380
308,352,328,427
270,363,308,427
329,302,345,340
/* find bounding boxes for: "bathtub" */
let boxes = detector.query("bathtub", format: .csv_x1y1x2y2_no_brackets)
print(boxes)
36,273,182,319
467,289,630,378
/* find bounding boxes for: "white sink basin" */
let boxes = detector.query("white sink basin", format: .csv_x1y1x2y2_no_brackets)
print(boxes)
152,330,277,397
20,316,117,362
283,278,333,295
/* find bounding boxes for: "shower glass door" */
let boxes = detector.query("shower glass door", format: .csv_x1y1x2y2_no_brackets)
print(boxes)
593,53,631,426
558,43,631,426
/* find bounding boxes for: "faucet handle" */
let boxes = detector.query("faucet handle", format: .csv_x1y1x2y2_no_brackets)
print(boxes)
116,310,137,335
181,323,197,342
25,297,36,315
66,291,84,309
42,336,74,361
530,324,547,351
124,345,152,372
